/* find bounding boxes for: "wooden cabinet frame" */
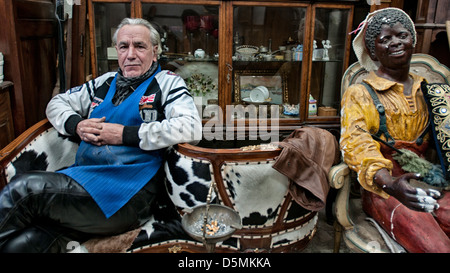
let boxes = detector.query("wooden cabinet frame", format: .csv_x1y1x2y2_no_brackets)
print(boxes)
305,3,354,126
87,0,353,134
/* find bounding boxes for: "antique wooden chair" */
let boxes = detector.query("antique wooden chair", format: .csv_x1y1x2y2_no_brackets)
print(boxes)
0,122,318,253
329,53,450,253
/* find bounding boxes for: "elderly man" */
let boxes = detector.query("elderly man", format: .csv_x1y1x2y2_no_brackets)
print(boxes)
341,8,450,252
0,18,202,252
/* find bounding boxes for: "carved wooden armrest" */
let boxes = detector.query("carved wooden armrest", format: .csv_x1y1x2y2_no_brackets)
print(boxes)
328,162,354,230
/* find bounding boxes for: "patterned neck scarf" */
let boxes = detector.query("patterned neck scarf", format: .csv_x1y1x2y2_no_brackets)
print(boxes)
113,61,158,106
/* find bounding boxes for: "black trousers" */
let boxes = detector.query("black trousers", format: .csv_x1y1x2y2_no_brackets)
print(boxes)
0,170,161,253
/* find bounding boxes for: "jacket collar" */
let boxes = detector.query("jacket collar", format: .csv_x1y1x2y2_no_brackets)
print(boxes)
363,71,424,92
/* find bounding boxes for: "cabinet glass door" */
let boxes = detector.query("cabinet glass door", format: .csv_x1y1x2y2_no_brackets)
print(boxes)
232,5,307,120
142,3,220,114
308,6,352,118
92,2,131,76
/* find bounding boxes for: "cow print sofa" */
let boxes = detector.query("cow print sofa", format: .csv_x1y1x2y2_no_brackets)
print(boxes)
0,119,318,253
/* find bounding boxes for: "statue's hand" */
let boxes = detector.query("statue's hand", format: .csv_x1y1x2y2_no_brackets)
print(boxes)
389,173,440,212
375,169,441,213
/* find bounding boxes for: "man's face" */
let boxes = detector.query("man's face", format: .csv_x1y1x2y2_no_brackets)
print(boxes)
371,22,414,70
115,25,157,78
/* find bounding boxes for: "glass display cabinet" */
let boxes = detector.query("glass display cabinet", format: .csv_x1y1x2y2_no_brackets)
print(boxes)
91,2,131,76
87,0,354,138
308,6,353,121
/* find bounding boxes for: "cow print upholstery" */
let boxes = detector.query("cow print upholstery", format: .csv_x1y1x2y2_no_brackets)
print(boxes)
164,148,215,209
159,148,318,251
4,129,79,180
1,124,318,252
1,127,193,252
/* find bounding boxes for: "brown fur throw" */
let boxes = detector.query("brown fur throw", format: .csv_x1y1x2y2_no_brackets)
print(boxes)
83,228,141,253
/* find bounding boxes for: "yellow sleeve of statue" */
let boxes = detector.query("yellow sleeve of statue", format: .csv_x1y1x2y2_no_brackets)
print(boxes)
340,84,392,199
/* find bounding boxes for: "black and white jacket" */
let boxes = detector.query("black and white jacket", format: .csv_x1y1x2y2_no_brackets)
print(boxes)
46,70,202,151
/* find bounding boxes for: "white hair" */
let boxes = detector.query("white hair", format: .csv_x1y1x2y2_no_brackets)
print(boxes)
112,18,162,57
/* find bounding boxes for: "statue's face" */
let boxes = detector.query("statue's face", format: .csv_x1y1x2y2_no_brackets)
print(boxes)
371,22,414,70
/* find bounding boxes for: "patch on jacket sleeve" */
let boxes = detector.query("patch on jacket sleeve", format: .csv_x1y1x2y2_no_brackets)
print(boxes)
139,94,156,104
91,97,104,109
140,106,158,122
69,85,83,94
166,71,178,76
